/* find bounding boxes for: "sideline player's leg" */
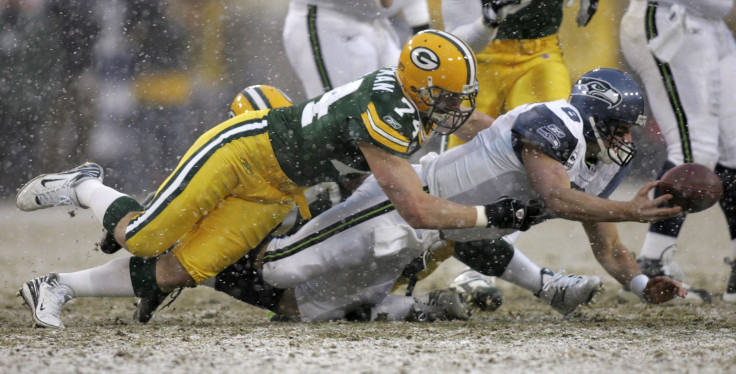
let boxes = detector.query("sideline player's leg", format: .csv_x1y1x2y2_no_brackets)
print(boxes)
717,163,736,303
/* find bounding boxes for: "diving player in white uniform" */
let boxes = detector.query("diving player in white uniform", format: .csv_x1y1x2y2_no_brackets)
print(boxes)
251,69,686,322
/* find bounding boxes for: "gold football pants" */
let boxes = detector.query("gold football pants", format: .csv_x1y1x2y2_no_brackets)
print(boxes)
124,110,308,284
448,34,572,149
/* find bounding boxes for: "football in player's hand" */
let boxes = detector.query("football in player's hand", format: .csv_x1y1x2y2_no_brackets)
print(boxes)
659,163,723,213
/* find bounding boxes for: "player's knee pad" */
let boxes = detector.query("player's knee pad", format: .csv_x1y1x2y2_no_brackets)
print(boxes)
716,163,736,239
129,256,162,298
453,238,514,277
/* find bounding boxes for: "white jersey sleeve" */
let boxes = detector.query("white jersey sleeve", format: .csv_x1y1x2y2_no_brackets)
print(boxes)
422,100,590,242
401,0,430,28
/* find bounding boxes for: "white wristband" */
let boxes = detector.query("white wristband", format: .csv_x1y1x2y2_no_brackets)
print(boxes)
474,205,488,228
629,274,649,298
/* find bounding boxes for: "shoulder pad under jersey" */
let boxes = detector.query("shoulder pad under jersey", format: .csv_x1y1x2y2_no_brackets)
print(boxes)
360,68,423,155
511,103,580,163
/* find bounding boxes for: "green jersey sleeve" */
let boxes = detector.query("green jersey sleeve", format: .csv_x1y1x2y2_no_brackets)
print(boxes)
267,67,426,186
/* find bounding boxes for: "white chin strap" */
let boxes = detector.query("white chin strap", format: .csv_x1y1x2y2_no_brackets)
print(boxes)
590,117,614,164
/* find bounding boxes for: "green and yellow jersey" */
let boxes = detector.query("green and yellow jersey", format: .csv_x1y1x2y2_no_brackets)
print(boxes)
267,67,426,186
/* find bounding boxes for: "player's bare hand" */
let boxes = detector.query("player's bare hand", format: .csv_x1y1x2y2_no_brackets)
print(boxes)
642,276,688,304
628,181,682,222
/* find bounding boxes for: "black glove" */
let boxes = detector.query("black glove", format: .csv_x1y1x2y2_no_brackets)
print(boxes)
575,0,599,27
480,0,532,28
484,197,544,231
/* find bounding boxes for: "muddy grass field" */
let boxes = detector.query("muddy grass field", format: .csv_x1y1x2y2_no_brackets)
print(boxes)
1,183,735,374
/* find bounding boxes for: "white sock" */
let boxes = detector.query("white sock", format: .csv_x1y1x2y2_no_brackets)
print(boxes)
75,179,129,225
499,248,543,294
639,232,677,259
370,295,415,321
58,257,135,298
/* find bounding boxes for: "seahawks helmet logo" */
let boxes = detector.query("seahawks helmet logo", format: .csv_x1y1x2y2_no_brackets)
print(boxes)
576,77,621,108
410,47,440,71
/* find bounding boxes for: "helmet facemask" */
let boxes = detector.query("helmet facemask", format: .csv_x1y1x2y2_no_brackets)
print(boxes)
588,115,644,167
415,80,479,136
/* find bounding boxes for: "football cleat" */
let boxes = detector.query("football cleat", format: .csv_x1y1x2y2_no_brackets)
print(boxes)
722,257,736,304
133,288,181,323
449,268,503,312
407,289,471,322
16,162,103,211
536,268,602,316
633,246,712,304
18,273,73,329
98,229,123,254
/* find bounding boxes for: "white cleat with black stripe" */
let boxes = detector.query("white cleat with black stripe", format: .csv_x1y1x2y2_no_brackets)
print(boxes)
18,273,73,329
16,162,103,211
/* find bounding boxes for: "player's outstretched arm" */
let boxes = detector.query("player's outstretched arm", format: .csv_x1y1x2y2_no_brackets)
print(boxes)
582,217,687,303
522,142,682,222
359,141,478,229
583,221,639,285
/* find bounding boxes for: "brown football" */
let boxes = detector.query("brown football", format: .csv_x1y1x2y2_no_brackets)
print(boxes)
659,163,723,213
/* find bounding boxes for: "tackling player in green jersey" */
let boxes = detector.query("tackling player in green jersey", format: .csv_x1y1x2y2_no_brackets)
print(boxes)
14,30,542,329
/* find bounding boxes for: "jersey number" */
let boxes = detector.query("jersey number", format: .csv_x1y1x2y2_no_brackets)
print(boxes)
562,107,580,122
301,79,363,127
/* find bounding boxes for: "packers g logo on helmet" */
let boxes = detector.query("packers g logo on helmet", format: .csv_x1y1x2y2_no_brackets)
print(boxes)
397,30,479,140
410,47,440,71
229,85,293,117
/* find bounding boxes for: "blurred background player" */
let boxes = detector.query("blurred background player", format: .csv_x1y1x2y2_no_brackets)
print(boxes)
282,0,430,100
619,0,736,303
441,0,599,150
